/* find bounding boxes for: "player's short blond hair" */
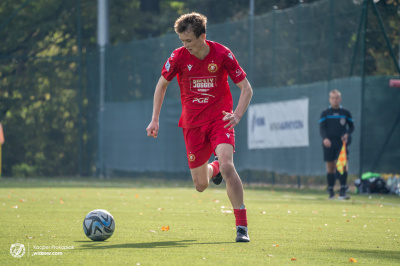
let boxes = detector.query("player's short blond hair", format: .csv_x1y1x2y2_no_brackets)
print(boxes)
174,12,207,38
329,89,341,96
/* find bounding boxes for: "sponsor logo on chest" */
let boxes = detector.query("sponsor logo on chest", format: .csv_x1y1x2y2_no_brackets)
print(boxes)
189,76,217,102
190,77,217,91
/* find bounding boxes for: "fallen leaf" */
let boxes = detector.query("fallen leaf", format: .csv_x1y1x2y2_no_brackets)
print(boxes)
60,198,64,204
19,199,26,202
349,258,357,262
26,236,34,239
135,194,139,198
11,206,18,208
273,244,279,247
149,230,156,233
347,220,350,222
161,226,170,231
267,255,274,257
291,257,297,261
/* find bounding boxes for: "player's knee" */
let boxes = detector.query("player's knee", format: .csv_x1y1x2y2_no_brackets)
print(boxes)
192,177,208,192
195,183,208,192
220,162,235,179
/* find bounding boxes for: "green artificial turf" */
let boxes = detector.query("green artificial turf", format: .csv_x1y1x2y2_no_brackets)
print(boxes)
0,178,399,265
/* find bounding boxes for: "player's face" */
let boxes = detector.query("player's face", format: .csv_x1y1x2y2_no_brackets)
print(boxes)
329,92,341,109
178,31,206,57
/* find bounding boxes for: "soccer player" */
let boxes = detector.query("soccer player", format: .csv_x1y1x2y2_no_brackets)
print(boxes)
146,12,253,242
319,89,354,200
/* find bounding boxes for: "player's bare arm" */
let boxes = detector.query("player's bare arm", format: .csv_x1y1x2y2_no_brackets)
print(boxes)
223,78,253,130
146,76,170,138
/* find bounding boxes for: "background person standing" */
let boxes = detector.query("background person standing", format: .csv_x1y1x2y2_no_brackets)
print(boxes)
319,89,354,199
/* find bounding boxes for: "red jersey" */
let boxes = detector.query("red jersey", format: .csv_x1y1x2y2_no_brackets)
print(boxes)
161,40,246,128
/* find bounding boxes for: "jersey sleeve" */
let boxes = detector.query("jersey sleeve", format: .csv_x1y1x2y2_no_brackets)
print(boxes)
161,50,180,81
346,110,354,135
222,49,246,84
319,110,328,139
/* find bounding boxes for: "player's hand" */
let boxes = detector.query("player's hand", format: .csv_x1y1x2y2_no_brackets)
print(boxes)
323,138,331,148
222,111,240,130
341,133,348,143
146,121,159,138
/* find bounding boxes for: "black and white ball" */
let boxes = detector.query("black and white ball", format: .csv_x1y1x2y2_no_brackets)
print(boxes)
83,209,115,241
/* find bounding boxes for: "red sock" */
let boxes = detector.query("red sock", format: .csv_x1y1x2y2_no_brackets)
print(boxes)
234,208,248,227
209,160,219,178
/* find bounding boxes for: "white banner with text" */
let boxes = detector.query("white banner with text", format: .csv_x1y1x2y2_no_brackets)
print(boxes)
248,98,309,149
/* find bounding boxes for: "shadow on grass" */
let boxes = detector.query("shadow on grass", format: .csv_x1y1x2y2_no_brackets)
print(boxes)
74,240,233,250
321,247,400,262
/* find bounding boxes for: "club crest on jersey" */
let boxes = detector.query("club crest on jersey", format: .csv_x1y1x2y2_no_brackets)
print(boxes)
208,63,218,73
165,60,171,72
226,133,231,139
227,53,233,60
340,118,346,125
187,64,193,71
189,153,195,162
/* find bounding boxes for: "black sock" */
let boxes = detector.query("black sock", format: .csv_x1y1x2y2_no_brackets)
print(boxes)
327,173,335,190
339,172,348,187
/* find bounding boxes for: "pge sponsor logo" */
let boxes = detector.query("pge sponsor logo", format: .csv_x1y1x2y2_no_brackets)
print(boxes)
192,97,209,103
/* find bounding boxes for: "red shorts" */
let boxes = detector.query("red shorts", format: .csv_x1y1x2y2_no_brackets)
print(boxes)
183,118,235,169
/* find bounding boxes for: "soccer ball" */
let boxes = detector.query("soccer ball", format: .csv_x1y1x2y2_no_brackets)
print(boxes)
83,209,115,241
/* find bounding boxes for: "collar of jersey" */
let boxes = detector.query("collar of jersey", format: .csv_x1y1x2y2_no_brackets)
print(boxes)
189,41,212,62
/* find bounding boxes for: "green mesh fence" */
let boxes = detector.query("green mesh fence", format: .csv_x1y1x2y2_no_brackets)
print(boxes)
86,0,400,177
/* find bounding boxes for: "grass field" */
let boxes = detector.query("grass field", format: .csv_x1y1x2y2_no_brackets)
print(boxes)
1,177,399,265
